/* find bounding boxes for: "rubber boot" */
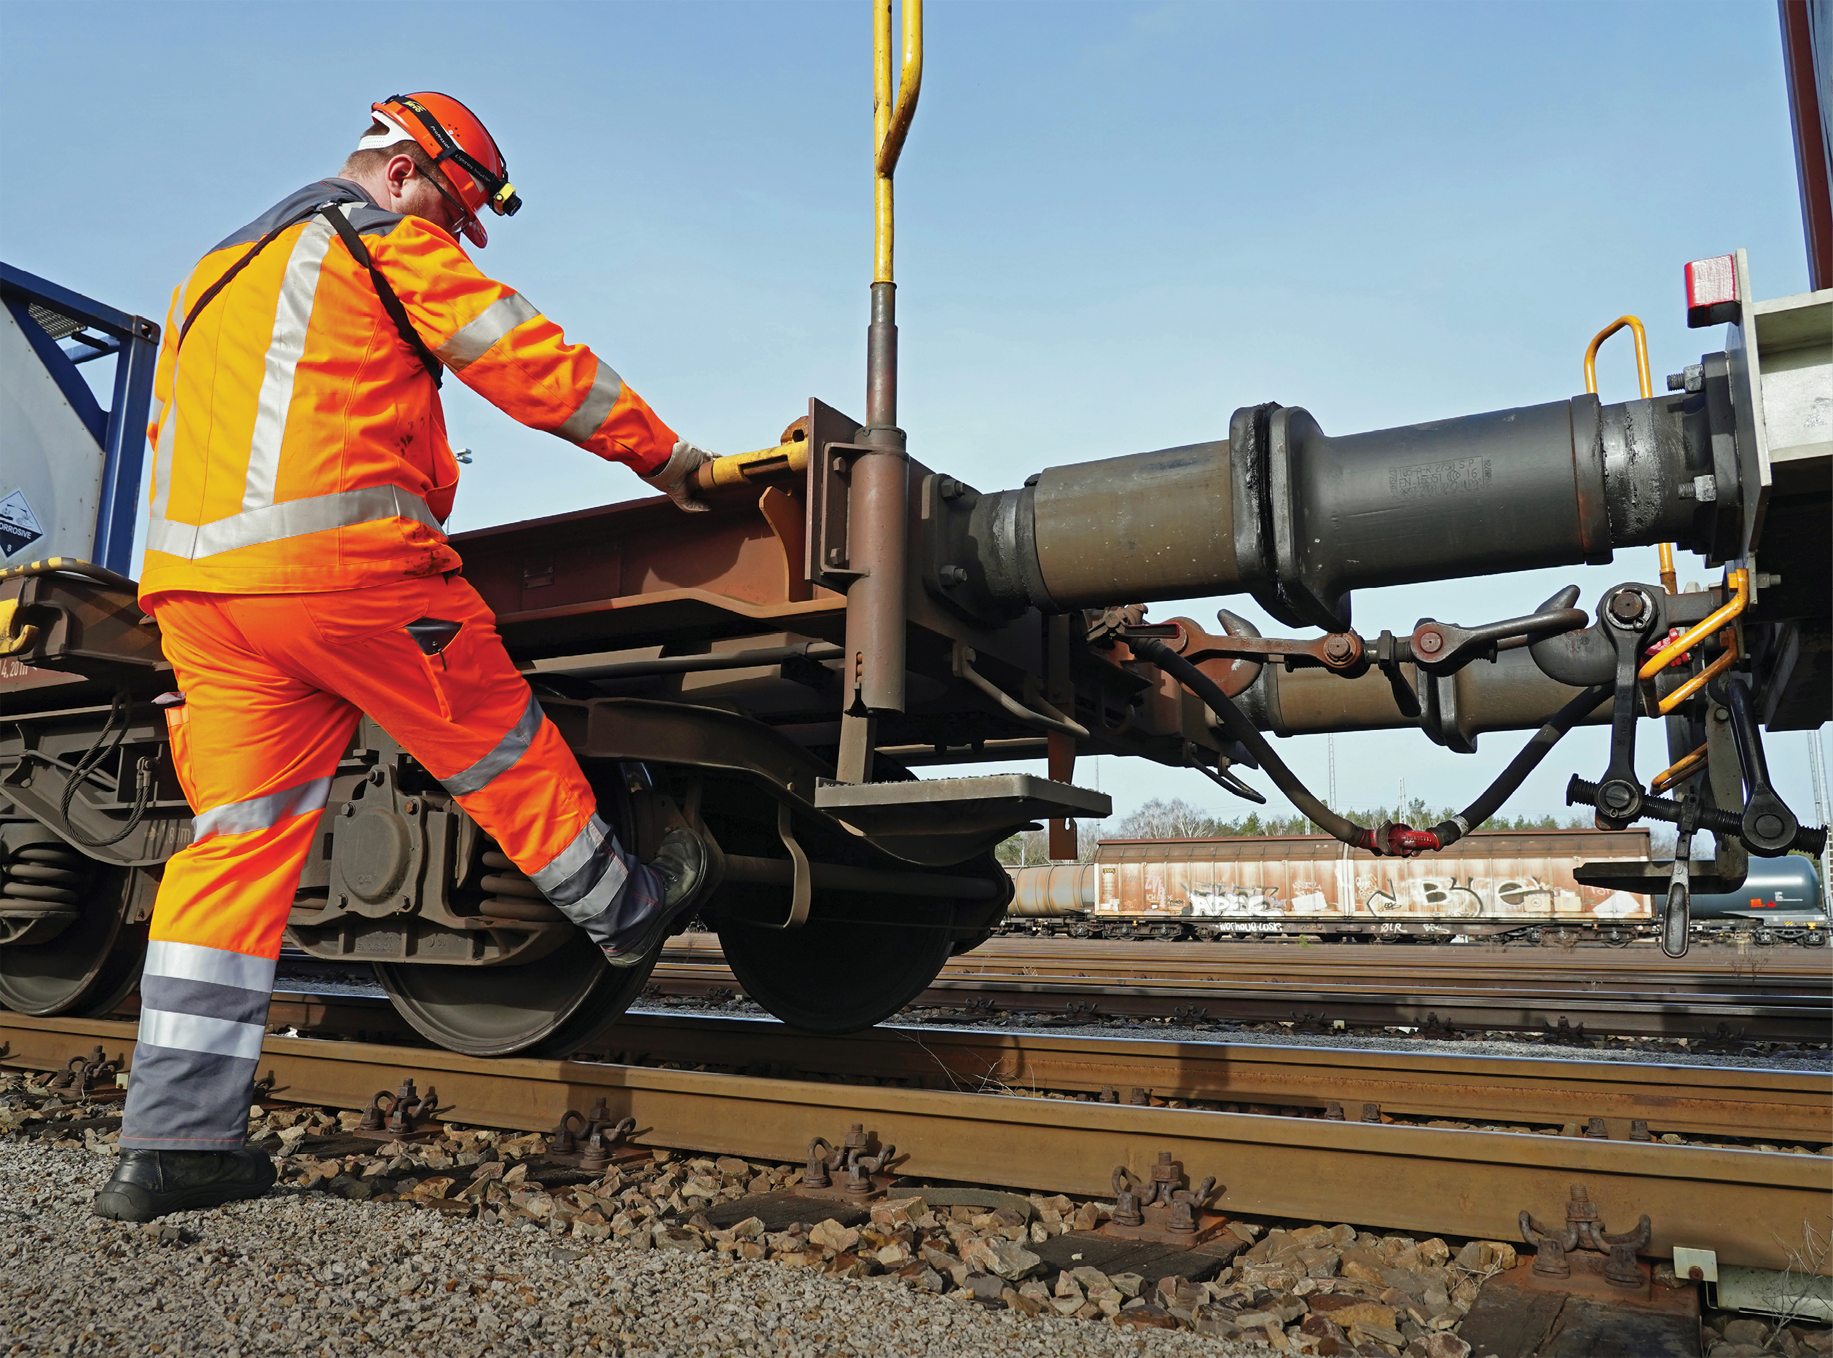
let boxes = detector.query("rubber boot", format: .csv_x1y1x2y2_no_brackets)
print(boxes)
600,826,708,968
92,1148,277,1222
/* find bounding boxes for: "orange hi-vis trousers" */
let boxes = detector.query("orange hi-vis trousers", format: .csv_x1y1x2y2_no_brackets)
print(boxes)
120,574,653,1150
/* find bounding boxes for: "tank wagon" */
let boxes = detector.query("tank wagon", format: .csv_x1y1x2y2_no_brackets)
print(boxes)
1007,832,1827,945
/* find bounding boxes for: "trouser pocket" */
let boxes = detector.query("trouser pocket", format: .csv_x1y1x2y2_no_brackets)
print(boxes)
156,692,198,809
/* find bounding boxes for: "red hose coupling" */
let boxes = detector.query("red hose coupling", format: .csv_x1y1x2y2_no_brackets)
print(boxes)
1369,822,1440,857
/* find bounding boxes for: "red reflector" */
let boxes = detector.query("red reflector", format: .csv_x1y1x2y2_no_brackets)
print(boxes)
1685,255,1739,328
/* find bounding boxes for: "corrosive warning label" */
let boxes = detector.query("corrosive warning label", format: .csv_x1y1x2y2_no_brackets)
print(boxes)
0,490,46,559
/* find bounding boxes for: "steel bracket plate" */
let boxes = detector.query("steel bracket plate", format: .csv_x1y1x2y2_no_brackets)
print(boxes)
813,773,1110,841
803,398,865,591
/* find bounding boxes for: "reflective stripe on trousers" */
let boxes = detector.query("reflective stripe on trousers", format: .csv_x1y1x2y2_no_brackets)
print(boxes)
120,941,277,1150
528,812,649,943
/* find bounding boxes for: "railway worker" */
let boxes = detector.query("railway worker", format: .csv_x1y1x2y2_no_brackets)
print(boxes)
94,92,712,1222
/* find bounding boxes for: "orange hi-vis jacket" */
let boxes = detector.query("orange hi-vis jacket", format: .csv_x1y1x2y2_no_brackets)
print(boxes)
140,179,679,602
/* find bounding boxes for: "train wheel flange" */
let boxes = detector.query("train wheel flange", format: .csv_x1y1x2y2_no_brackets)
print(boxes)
375,933,656,1058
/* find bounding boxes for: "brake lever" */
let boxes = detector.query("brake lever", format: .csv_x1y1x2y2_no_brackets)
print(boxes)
1662,796,1698,959
1584,585,1662,828
1720,674,1802,856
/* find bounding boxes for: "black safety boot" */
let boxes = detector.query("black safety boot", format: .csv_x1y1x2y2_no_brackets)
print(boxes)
600,825,708,968
92,1148,277,1222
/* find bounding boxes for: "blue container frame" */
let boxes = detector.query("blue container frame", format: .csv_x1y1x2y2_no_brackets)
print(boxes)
0,262,160,576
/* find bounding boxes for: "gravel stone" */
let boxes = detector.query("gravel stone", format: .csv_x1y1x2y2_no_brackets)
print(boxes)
0,1138,1277,1357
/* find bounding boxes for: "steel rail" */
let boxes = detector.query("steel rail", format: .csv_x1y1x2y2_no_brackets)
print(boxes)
650,937,1833,1040
1,1009,1822,1273
82,991,1830,1142
575,1013,1833,1144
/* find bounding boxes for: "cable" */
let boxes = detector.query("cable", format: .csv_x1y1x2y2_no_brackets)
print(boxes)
1130,634,1606,857
56,690,154,849
1430,681,1611,846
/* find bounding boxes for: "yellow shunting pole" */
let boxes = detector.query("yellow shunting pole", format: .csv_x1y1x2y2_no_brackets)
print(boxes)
874,0,923,284
1584,314,1678,595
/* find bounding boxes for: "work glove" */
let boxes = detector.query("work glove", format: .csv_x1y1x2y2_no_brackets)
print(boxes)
640,441,716,513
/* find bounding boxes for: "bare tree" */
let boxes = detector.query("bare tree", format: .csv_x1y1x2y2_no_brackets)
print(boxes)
1757,1219,1830,1352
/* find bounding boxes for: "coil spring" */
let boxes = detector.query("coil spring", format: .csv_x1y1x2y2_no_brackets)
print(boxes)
477,849,563,922
1,843,87,911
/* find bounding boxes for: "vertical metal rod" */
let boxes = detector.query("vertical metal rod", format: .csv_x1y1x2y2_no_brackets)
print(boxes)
1807,731,1832,910
839,0,922,780
96,318,159,575
1046,614,1077,858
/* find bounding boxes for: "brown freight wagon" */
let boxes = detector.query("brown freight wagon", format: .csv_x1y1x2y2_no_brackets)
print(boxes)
1007,829,1654,941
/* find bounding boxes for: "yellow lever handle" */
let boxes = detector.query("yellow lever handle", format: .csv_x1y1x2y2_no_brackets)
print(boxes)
691,440,811,493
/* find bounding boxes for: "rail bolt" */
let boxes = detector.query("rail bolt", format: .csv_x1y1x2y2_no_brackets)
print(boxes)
804,1136,835,1189
1520,1209,1575,1278
551,1108,586,1155
1110,1166,1146,1227
357,1090,390,1133
1600,1217,1653,1289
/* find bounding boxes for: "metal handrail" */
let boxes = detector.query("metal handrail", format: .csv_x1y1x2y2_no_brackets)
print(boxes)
1584,314,1678,594
873,0,923,284
1640,568,1748,681
1583,315,1653,400
1657,637,1739,717
1650,742,1710,794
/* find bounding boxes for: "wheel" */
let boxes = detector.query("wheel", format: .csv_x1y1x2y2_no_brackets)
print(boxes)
0,858,153,1017
716,914,956,1034
376,933,656,1057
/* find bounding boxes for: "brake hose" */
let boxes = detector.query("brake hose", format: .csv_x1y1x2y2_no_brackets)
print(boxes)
1129,634,1608,857
56,689,155,849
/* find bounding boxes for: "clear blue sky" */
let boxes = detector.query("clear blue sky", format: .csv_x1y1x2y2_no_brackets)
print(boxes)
3,1,1823,828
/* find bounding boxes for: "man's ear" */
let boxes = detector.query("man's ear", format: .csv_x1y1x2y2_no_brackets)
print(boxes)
383,153,419,200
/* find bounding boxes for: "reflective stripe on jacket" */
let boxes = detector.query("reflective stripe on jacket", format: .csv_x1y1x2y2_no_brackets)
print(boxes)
140,180,679,602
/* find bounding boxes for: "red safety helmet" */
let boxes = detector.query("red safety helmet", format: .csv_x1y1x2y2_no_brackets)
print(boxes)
362,92,520,248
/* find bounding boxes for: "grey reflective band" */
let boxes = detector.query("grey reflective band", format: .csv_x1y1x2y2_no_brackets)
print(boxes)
140,974,273,1028
442,692,543,797
242,219,336,513
555,357,625,443
137,1007,267,1061
190,776,332,844
147,484,443,561
143,939,277,994
528,812,631,924
436,292,540,372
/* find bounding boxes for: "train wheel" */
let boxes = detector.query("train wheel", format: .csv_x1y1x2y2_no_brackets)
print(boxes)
0,857,153,1018
716,915,955,1034
375,933,657,1058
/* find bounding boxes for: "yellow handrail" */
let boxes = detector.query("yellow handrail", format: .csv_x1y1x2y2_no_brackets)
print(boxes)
1583,315,1652,400
1650,742,1709,793
1584,314,1676,594
1657,633,1738,716
873,0,923,284
1639,568,1748,682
